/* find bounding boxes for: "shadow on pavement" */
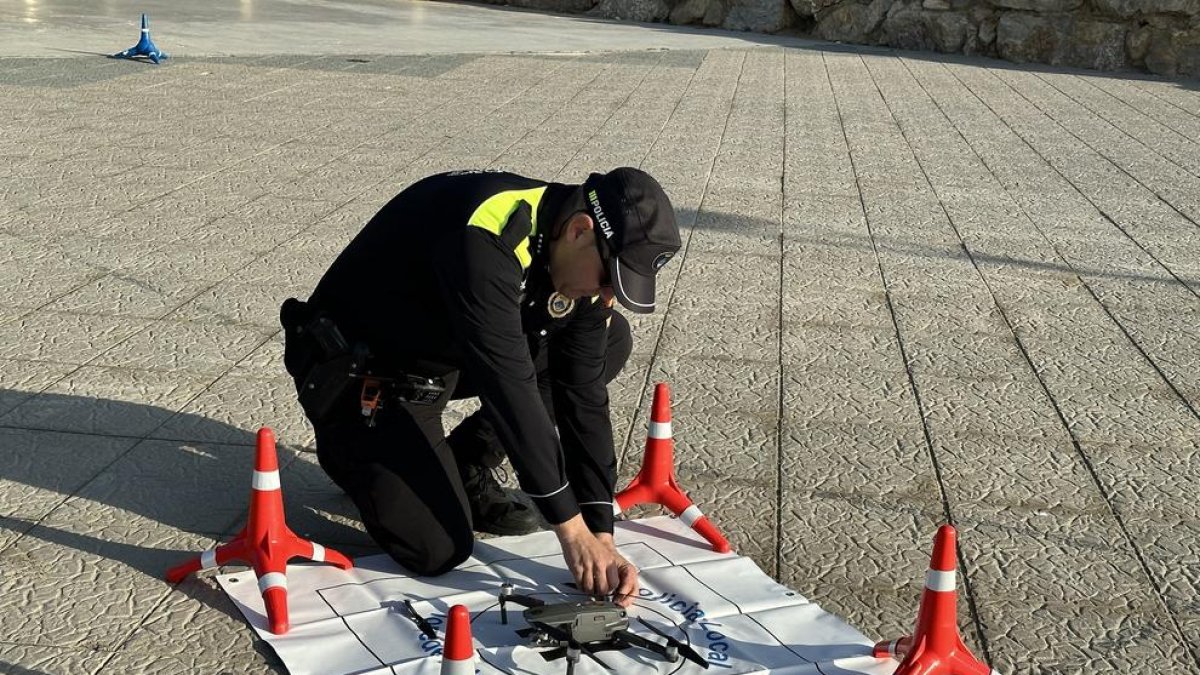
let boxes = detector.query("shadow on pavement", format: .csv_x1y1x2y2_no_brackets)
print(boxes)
0,391,371,573
0,663,53,675
685,206,1194,291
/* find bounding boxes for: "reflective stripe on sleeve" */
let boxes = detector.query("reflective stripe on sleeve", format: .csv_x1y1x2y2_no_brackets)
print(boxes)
526,482,570,499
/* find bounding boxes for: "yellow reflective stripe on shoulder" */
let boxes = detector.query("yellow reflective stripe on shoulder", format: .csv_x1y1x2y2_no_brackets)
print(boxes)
466,186,547,269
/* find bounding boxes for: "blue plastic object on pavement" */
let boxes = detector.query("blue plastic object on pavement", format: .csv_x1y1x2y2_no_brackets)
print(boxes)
111,14,167,64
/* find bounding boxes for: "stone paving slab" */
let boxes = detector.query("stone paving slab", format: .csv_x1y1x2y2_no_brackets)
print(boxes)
3,4,1200,674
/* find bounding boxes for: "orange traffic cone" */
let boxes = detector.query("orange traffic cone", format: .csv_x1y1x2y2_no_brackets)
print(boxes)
441,604,475,674
873,525,998,674
615,382,731,553
166,427,353,634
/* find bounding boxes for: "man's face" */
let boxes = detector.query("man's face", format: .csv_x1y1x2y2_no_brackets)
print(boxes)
549,213,614,303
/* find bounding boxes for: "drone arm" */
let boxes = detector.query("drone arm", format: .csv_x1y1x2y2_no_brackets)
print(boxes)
581,647,613,671
498,586,543,625
636,618,711,669
503,593,545,609
612,628,672,659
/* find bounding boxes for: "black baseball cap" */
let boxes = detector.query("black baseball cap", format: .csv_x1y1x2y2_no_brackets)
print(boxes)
582,168,681,314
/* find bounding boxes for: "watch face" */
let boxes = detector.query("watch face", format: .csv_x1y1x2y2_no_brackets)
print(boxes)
547,292,575,319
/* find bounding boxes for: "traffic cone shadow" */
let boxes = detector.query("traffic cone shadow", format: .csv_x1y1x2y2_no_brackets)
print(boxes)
615,382,732,553
873,525,999,675
111,14,167,64
166,427,353,635
441,604,476,674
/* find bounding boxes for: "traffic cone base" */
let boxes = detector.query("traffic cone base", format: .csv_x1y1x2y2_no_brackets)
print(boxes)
112,14,168,64
615,382,732,553
874,525,997,675
166,427,353,635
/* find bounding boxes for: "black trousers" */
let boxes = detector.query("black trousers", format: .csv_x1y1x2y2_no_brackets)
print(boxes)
303,313,633,575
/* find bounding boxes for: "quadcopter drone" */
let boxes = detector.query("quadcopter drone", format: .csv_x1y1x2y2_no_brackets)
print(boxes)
497,583,710,674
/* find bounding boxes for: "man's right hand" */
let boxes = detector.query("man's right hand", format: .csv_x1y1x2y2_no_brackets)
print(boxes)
553,515,639,606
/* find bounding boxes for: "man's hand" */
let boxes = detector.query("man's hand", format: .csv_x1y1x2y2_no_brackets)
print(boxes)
594,532,639,607
554,516,639,607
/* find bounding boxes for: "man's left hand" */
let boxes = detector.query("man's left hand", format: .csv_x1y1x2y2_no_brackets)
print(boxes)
595,532,639,607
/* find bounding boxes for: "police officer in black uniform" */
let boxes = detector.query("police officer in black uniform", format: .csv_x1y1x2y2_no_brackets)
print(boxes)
281,167,680,604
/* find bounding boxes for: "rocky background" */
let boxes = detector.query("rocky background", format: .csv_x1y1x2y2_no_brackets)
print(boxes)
481,0,1200,77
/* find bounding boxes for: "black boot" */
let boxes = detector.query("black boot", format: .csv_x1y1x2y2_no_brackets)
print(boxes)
449,412,541,535
459,463,543,536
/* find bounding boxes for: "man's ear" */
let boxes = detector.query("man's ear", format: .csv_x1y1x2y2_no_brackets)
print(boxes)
566,212,594,241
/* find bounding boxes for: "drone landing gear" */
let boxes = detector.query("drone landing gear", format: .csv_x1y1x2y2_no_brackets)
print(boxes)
564,645,581,675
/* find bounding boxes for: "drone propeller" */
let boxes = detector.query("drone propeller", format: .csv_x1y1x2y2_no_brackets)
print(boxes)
561,582,611,601
530,620,614,671
396,599,438,640
637,617,710,669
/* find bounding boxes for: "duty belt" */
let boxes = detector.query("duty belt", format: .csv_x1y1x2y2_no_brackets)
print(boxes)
281,298,446,425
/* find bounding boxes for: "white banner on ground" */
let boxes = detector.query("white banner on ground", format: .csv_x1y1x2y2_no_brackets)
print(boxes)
217,516,896,675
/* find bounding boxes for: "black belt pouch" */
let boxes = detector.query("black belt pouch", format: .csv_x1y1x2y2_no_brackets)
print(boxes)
280,297,357,421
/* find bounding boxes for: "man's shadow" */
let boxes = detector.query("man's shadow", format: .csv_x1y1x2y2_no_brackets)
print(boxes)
0,389,376,603
0,389,386,673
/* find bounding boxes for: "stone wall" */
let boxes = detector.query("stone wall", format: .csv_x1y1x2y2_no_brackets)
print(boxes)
481,0,1200,77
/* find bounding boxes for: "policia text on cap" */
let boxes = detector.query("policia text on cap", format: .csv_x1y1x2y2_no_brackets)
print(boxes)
281,168,682,605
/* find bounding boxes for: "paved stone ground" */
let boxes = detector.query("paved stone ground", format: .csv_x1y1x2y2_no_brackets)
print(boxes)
2,11,1200,675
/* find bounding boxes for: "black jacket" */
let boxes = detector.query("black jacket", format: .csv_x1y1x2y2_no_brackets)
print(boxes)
308,170,615,532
